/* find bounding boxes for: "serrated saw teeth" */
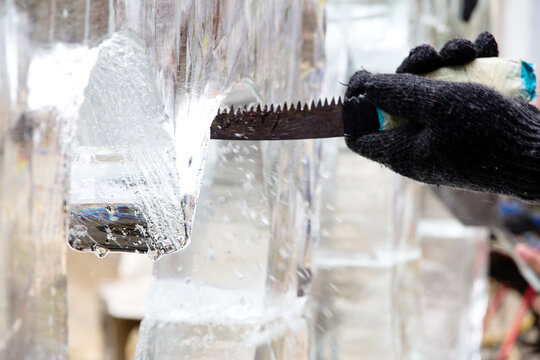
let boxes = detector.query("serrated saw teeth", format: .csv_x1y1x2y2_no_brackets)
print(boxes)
211,97,345,140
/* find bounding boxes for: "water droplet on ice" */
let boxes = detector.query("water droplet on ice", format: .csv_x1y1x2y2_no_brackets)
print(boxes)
94,246,110,258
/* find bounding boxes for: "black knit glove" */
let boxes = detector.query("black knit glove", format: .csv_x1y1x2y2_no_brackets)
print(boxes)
343,32,540,201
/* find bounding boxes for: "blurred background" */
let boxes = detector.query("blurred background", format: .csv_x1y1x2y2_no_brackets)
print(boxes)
2,0,540,359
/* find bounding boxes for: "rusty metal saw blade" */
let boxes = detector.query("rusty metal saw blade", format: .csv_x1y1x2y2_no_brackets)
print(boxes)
210,97,344,140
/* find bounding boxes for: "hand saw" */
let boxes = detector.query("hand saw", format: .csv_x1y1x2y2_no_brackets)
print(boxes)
210,57,536,140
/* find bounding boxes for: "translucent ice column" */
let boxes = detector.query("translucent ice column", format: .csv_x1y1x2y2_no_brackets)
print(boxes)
309,1,418,359
134,1,325,358
0,0,96,357
311,1,496,358
416,218,488,360
408,3,496,358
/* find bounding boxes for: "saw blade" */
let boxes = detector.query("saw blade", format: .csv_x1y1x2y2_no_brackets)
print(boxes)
210,97,344,140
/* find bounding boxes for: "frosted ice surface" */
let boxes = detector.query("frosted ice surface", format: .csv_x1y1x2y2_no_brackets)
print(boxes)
28,45,98,121
70,30,213,260
77,31,173,147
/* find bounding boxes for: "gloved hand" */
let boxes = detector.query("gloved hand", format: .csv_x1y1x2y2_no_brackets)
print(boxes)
343,32,540,201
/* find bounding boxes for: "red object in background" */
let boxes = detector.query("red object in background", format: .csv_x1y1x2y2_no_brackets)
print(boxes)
484,284,510,330
495,286,537,360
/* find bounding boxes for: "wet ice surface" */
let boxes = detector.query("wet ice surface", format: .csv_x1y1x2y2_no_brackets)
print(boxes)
132,0,325,358
69,30,213,260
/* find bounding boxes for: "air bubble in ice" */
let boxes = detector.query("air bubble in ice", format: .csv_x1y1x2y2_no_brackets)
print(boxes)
105,227,116,242
105,204,116,215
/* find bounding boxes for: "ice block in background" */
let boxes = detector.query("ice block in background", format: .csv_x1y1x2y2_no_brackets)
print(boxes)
0,0,98,357
309,1,418,359
134,0,325,359
410,0,494,47
310,1,498,358
408,2,497,358
416,219,488,360
309,158,420,360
